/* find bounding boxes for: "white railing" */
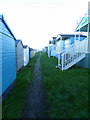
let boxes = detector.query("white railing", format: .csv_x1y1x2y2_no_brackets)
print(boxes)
56,38,87,70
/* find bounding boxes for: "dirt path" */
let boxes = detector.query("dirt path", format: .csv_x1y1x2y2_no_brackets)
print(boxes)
22,53,47,118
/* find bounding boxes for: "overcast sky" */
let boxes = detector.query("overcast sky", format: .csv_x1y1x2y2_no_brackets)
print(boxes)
0,0,89,50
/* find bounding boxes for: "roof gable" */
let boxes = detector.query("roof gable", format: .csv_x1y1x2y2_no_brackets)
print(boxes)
75,16,88,31
16,40,23,47
0,15,16,40
52,37,57,40
23,45,28,49
16,40,21,45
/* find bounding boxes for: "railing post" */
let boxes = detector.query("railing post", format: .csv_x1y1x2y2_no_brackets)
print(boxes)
65,53,66,66
58,53,60,66
62,54,64,71
58,53,59,66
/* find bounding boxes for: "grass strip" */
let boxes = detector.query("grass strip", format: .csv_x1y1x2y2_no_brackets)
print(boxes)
41,53,88,118
2,52,40,118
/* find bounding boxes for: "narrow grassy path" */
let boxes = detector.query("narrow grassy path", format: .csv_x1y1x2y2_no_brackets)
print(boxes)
22,53,47,118
2,53,39,118
41,53,88,118
2,52,89,118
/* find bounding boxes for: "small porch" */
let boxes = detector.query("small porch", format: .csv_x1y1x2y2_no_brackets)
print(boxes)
75,8,90,69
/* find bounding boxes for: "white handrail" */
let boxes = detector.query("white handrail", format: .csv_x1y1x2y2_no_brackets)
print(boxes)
62,39,87,55
56,38,87,70
56,38,87,54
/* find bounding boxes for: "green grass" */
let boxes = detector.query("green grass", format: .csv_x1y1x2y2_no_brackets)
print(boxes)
2,52,40,118
41,53,88,118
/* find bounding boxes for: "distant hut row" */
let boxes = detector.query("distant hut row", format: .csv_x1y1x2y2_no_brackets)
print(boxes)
0,15,37,98
42,10,89,70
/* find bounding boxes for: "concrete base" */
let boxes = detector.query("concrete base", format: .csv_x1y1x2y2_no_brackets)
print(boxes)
77,53,90,69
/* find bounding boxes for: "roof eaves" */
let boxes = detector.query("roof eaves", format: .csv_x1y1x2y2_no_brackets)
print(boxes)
16,40,24,47
23,45,28,49
1,15,16,40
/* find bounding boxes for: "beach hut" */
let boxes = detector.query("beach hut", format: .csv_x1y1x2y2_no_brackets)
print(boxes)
48,41,52,57
29,48,36,59
57,2,90,70
56,33,87,70
29,47,31,60
50,37,57,57
0,15,16,97
48,37,57,57
42,47,48,54
56,34,86,54
34,49,38,55
75,7,90,68
16,40,24,71
31,48,33,58
29,48,33,59
23,45,29,66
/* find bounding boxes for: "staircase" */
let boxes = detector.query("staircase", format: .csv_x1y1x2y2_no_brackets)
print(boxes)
56,38,87,70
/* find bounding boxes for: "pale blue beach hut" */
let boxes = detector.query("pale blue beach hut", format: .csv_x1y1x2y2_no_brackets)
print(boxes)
0,15,16,98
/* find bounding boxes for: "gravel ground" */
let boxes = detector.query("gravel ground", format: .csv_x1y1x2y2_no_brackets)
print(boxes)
22,53,47,119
